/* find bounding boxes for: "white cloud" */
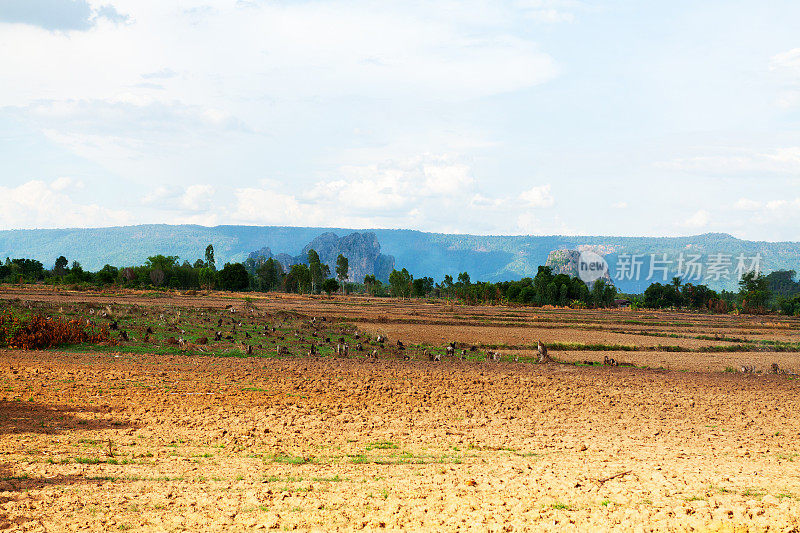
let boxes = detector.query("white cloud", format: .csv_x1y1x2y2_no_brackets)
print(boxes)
520,184,554,207
50,176,84,191
516,212,540,234
682,209,710,229
770,48,800,73
515,0,583,23
660,147,800,177
142,186,170,205
304,157,476,214
226,157,559,233
233,187,321,226
526,9,574,23
733,198,761,210
516,210,574,235
179,184,215,212
0,179,131,229
141,184,216,215
611,201,628,209
0,1,559,108
421,163,474,196
305,172,408,212
770,48,800,108
470,193,504,208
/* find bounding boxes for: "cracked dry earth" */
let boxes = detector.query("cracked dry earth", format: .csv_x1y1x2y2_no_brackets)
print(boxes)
3,350,800,532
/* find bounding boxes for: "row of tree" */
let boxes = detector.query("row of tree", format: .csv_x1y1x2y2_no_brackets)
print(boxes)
0,248,619,308
4,245,796,313
243,251,351,295
382,267,618,308
640,271,772,314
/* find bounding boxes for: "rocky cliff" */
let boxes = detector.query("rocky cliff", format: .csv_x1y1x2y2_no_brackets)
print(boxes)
249,231,395,282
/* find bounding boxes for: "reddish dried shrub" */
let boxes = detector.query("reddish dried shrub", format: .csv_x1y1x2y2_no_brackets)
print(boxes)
0,312,114,350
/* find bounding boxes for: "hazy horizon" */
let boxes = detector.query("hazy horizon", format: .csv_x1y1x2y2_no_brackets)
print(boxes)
3,222,800,244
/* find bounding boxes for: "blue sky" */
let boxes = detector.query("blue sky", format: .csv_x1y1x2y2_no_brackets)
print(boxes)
1,0,799,240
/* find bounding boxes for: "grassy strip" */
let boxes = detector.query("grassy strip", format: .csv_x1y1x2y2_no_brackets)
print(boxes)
477,341,800,353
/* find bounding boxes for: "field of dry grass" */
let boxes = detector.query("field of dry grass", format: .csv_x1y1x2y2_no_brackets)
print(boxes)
2,286,800,531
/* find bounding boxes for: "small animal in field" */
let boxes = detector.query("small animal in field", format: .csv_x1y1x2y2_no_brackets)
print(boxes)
513,354,519,362
446,342,455,358
370,349,378,358
603,355,618,366
537,341,551,363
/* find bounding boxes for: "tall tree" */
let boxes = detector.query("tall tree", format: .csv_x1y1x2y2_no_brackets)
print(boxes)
96,265,118,285
145,255,179,271
257,258,283,291
308,249,324,293
205,244,216,271
389,268,413,298
412,276,434,298
218,262,250,291
363,274,377,296
54,256,68,277
336,254,349,283
286,264,311,294
322,278,339,296
198,267,215,289
739,270,771,313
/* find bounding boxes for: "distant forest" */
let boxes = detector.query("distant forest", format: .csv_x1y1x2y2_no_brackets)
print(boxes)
4,224,800,293
2,244,798,315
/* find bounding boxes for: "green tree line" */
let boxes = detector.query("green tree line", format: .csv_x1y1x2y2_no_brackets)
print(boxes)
4,245,798,313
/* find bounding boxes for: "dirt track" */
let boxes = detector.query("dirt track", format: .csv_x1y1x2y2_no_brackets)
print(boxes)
3,288,800,531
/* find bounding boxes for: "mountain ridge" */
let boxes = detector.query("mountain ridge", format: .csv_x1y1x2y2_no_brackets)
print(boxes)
1,224,798,291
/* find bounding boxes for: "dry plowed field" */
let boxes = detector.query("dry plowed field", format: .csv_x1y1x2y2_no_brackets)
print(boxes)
3,287,800,531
